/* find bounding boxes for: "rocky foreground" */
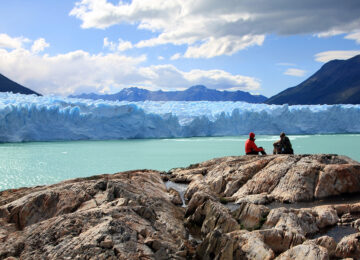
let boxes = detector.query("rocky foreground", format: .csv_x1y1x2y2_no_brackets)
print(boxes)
1,154,360,259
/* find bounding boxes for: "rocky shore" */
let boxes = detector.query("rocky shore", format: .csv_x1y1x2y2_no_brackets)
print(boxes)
1,154,360,259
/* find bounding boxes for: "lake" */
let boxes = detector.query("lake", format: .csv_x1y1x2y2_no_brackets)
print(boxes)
1,134,359,191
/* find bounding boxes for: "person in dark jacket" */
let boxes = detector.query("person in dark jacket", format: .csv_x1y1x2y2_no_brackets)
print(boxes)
245,132,267,155
273,132,294,154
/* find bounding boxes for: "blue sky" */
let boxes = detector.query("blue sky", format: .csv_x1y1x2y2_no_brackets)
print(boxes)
0,0,360,97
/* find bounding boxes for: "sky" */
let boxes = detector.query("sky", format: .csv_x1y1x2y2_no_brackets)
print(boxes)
0,0,360,97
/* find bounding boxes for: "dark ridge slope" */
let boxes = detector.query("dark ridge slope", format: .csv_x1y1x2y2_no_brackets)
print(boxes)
0,73,41,96
266,55,360,105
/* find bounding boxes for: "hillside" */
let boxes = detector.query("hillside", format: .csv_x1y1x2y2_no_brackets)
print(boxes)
0,73,41,96
266,55,360,105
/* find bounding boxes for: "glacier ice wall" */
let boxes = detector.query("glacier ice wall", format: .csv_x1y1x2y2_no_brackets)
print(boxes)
1,93,360,142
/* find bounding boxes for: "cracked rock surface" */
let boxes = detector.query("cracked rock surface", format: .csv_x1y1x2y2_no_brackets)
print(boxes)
1,154,360,259
166,154,360,259
0,170,189,259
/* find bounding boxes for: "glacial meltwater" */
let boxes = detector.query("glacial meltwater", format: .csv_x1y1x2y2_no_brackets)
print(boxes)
0,134,360,191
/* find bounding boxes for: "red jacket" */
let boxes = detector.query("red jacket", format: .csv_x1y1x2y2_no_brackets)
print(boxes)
245,138,264,153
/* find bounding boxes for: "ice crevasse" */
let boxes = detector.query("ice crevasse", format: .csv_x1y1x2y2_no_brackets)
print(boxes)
0,92,360,142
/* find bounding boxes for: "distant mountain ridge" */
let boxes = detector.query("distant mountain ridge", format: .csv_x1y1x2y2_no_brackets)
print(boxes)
70,85,267,103
4,54,360,104
0,73,41,96
266,55,360,105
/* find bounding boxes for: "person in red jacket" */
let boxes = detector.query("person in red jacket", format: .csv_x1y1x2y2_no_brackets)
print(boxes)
245,132,267,155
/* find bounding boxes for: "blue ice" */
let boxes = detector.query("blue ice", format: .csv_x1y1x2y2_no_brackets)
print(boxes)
0,93,359,142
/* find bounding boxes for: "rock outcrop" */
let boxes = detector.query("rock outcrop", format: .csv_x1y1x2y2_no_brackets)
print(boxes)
0,170,191,259
166,154,360,259
1,154,360,259
166,154,360,203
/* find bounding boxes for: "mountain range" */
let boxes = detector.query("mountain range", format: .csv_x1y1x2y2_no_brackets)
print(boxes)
1,55,360,104
70,85,268,103
266,54,360,105
0,73,41,96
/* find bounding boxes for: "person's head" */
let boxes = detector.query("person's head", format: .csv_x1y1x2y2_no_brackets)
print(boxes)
280,132,286,139
249,132,255,140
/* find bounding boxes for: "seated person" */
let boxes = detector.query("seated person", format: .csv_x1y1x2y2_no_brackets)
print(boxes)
245,132,266,155
273,132,294,154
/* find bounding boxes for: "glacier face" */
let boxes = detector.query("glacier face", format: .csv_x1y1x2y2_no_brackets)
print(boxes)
1,92,360,142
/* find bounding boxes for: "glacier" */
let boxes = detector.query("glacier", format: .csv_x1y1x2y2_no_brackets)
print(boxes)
1,92,360,142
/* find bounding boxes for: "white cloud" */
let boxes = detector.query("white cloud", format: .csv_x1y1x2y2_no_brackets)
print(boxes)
345,32,360,44
317,30,360,44
184,69,260,91
170,53,181,60
31,38,50,53
0,47,147,96
184,35,264,59
117,39,132,51
103,37,116,51
315,50,360,63
70,0,360,58
276,62,296,67
316,30,345,38
103,37,133,52
284,68,306,77
0,33,30,49
157,56,164,60
138,64,260,91
0,35,260,95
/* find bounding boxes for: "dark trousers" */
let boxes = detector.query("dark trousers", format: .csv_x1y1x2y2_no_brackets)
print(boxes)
279,150,294,155
246,150,266,155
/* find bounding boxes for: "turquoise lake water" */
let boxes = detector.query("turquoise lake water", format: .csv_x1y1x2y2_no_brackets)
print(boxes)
1,134,359,191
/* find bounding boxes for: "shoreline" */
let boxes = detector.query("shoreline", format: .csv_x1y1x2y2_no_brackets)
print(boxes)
2,134,360,192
